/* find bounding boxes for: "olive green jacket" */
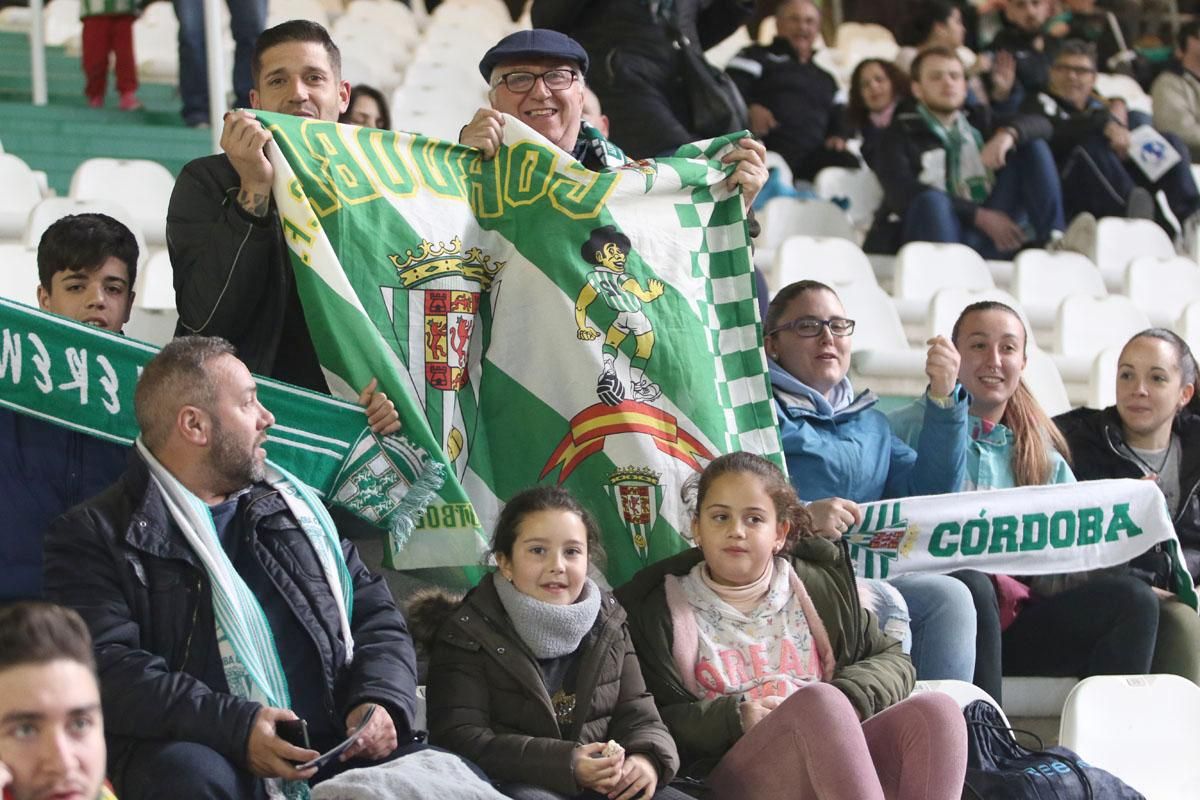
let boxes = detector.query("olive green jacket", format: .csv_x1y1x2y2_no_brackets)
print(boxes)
614,538,914,776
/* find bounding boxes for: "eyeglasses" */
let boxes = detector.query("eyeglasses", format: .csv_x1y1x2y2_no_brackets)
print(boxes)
768,317,856,337
1052,64,1096,77
492,68,579,94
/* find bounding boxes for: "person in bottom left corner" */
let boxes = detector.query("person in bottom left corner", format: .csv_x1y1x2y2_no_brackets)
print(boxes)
41,336,422,800
0,601,117,800
414,486,688,800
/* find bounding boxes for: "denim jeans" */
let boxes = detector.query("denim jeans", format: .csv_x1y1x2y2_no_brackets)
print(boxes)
866,574,977,683
901,138,1065,258
172,0,267,125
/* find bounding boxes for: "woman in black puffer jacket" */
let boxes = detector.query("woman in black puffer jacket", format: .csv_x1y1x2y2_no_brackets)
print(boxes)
1054,327,1200,684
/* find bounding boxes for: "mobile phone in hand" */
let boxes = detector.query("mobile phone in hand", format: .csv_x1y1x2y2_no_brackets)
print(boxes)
275,718,310,751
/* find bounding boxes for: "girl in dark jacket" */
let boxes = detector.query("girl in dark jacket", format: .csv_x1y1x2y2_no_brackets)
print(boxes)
420,487,684,800
615,452,967,800
1055,328,1200,683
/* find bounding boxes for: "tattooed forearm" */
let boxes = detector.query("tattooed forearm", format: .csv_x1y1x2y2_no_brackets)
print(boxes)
238,189,270,217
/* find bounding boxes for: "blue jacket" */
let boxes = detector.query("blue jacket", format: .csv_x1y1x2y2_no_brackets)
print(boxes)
0,408,128,600
769,362,968,502
888,399,1074,491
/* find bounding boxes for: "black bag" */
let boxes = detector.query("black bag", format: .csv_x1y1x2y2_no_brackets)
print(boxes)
664,20,748,139
961,700,1145,800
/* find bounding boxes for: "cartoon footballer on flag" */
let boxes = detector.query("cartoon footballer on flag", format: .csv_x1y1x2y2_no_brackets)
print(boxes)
259,110,781,585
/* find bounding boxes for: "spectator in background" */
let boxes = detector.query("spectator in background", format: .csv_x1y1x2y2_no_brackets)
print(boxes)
875,47,1064,258
0,214,135,604
847,58,910,167
0,602,113,800
1152,21,1200,164
726,0,860,182
340,84,391,130
988,0,1057,99
43,337,420,800
846,58,910,254
1048,0,1140,80
172,0,267,127
897,0,1016,108
80,0,141,111
532,0,753,157
1027,41,1200,238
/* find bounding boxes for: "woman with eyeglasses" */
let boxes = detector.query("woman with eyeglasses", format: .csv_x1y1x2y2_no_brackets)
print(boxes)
765,280,977,685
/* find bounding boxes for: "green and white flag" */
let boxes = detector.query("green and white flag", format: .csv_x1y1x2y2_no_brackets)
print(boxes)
846,479,1198,608
259,111,781,585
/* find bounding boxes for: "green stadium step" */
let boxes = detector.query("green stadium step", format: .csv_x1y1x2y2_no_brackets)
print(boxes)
0,32,209,196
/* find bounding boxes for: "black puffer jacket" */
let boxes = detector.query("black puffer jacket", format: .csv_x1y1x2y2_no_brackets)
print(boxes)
533,0,752,157
43,451,419,777
1055,406,1200,580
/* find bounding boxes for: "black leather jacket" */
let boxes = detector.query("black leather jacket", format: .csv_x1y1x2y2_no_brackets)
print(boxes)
167,153,327,392
43,451,419,775
1055,406,1200,581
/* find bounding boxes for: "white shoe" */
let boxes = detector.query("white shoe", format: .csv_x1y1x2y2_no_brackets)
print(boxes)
632,378,661,402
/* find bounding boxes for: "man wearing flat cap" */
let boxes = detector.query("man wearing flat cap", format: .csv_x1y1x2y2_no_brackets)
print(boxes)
460,29,769,209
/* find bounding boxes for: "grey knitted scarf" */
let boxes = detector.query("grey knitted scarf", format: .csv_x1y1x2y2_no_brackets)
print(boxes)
493,574,602,659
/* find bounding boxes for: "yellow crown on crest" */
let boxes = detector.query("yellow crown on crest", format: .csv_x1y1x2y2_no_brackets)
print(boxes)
608,465,662,486
388,237,505,289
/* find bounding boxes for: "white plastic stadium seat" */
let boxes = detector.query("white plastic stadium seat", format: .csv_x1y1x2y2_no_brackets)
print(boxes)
772,235,877,293
1086,345,1122,411
1124,255,1200,328
1093,72,1153,115
1001,676,1079,718
23,198,148,269
1070,217,1175,291
926,287,1031,343
1179,299,1200,358
68,158,175,246
913,679,1011,727
814,167,883,230
0,243,40,303
892,242,993,336
1023,346,1072,417
756,198,857,269
0,154,44,241
1011,249,1106,332
1052,294,1151,384
841,281,926,396
1059,674,1200,799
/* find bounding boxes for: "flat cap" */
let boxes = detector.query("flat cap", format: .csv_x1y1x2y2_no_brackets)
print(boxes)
479,29,590,81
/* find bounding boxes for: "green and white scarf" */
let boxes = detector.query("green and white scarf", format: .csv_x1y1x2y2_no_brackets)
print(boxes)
916,103,993,203
576,121,631,170
136,438,356,799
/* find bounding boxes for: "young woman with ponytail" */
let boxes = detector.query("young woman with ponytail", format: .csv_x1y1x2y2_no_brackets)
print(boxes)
1055,328,1200,684
889,302,1160,699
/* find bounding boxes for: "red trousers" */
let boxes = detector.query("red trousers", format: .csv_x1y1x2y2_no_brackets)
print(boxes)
82,14,137,99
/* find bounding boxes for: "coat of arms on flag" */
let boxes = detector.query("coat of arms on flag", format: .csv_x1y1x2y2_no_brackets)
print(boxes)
604,466,665,564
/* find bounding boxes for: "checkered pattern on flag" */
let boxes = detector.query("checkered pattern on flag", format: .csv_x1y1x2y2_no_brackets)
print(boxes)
259,111,782,584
